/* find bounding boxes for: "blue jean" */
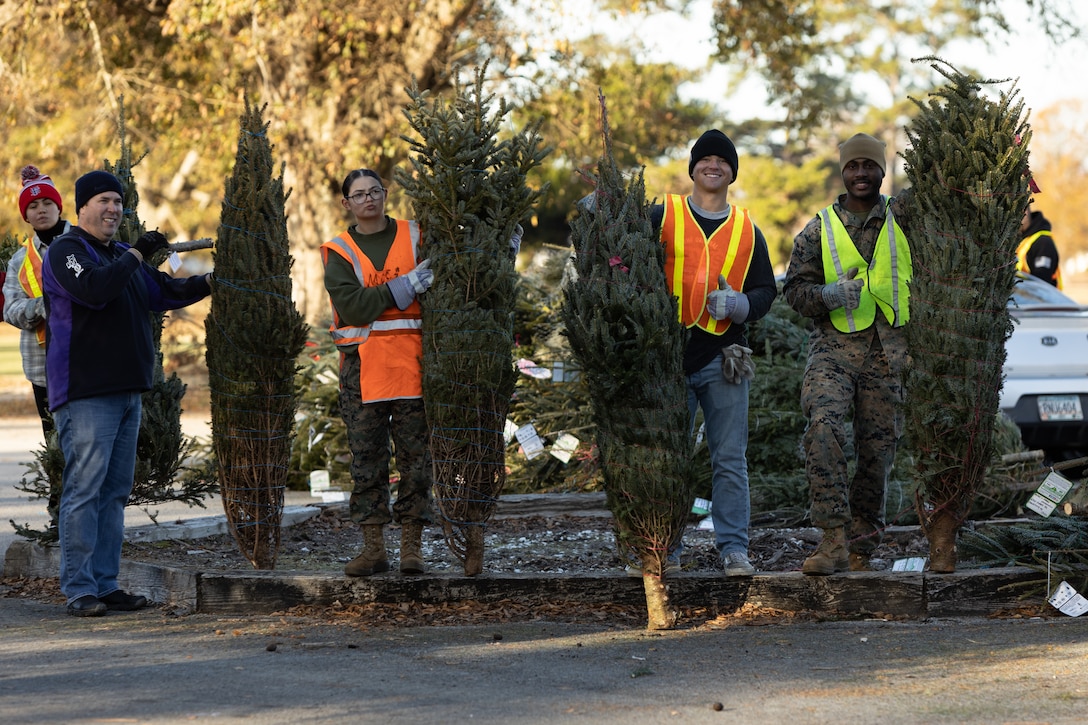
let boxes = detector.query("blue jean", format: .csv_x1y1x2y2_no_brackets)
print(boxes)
688,355,750,556
55,392,142,604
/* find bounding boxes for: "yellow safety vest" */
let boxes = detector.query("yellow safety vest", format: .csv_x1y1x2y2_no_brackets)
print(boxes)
661,194,756,334
819,197,912,333
1016,231,1063,289
17,240,46,346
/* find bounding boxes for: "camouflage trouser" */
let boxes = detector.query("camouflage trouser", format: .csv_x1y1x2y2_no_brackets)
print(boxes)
339,354,433,526
800,335,903,555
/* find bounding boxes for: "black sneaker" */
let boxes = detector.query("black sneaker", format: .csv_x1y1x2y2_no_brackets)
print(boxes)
99,590,148,611
67,595,107,617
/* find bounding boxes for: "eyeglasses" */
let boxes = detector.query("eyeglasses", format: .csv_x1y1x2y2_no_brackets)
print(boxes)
347,187,385,204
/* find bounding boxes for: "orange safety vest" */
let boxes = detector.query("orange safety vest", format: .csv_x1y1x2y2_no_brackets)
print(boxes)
1016,231,1063,289
17,239,46,346
661,194,756,334
320,220,423,403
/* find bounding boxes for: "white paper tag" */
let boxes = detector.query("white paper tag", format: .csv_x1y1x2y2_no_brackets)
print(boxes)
550,432,580,463
504,418,519,444
1048,580,1088,617
696,516,714,531
309,470,331,492
515,423,545,459
317,491,348,503
892,557,927,572
167,251,183,272
1027,470,1074,517
516,358,552,380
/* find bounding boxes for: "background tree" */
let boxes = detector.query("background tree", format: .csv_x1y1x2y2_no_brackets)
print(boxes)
205,96,308,569
1027,99,1088,263
563,93,695,630
396,68,550,576
901,58,1030,572
0,1,1080,293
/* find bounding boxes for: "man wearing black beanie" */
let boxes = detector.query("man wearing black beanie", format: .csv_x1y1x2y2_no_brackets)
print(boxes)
42,169,213,617
637,129,776,578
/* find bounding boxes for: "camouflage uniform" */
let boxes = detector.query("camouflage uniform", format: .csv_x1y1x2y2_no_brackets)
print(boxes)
782,190,914,555
339,351,434,526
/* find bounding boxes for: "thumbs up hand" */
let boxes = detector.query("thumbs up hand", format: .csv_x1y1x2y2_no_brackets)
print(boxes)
821,267,864,311
706,274,738,320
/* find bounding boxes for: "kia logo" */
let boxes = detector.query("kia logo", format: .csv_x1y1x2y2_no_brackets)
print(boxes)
1041,336,1058,346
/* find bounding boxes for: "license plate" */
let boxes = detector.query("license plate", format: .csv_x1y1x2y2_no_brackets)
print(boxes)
1038,395,1084,421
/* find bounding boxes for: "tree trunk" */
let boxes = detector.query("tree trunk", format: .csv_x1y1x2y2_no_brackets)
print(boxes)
463,526,484,577
925,510,960,573
642,575,678,631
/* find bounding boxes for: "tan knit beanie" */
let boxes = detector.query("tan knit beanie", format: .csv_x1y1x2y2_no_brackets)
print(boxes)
839,133,886,174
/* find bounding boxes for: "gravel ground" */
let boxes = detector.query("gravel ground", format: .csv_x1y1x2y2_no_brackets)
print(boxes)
120,503,934,576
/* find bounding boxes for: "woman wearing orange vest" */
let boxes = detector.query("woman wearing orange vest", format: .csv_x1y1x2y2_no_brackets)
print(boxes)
4,164,70,440
321,168,435,577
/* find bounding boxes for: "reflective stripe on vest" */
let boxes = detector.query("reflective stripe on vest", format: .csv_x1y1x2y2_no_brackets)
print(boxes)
17,240,46,346
819,196,912,334
321,220,424,402
661,194,756,334
1016,231,1063,289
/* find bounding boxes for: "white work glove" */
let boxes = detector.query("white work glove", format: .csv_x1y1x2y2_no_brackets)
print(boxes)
821,267,863,311
706,275,738,320
721,344,755,385
387,258,433,310
509,223,524,261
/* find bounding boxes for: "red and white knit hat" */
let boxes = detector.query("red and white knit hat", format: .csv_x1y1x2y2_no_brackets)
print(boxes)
18,165,63,221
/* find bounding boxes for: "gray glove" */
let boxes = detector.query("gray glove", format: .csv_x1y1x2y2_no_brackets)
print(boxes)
509,223,524,261
706,275,738,320
387,258,433,310
721,343,755,385
821,267,863,311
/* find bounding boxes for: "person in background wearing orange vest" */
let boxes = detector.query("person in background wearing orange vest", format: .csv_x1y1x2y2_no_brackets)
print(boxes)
4,165,70,441
649,129,778,577
783,133,917,576
1018,200,1062,288
321,168,436,578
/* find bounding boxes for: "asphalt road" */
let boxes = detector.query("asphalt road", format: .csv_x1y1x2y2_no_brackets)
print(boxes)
4,415,1088,724
2,598,1087,724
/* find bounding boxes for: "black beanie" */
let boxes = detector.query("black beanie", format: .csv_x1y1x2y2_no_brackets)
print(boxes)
688,129,739,182
74,170,124,212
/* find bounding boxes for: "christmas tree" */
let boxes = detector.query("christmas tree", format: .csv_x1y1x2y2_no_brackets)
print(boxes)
562,93,695,630
396,66,549,576
205,96,309,569
901,59,1031,572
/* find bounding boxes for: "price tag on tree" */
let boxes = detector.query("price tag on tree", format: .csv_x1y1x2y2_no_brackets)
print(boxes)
1025,471,1074,517
515,423,545,460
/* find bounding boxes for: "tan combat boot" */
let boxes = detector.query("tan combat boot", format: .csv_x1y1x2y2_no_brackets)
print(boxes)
802,527,848,576
400,521,426,574
849,552,872,571
344,524,390,577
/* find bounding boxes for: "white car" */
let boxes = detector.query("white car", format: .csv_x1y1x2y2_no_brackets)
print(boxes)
1001,272,1088,461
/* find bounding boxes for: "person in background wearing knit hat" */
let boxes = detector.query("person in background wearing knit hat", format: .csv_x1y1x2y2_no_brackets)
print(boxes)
637,129,777,577
4,165,70,443
1018,199,1062,288
783,132,918,575
42,169,212,617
